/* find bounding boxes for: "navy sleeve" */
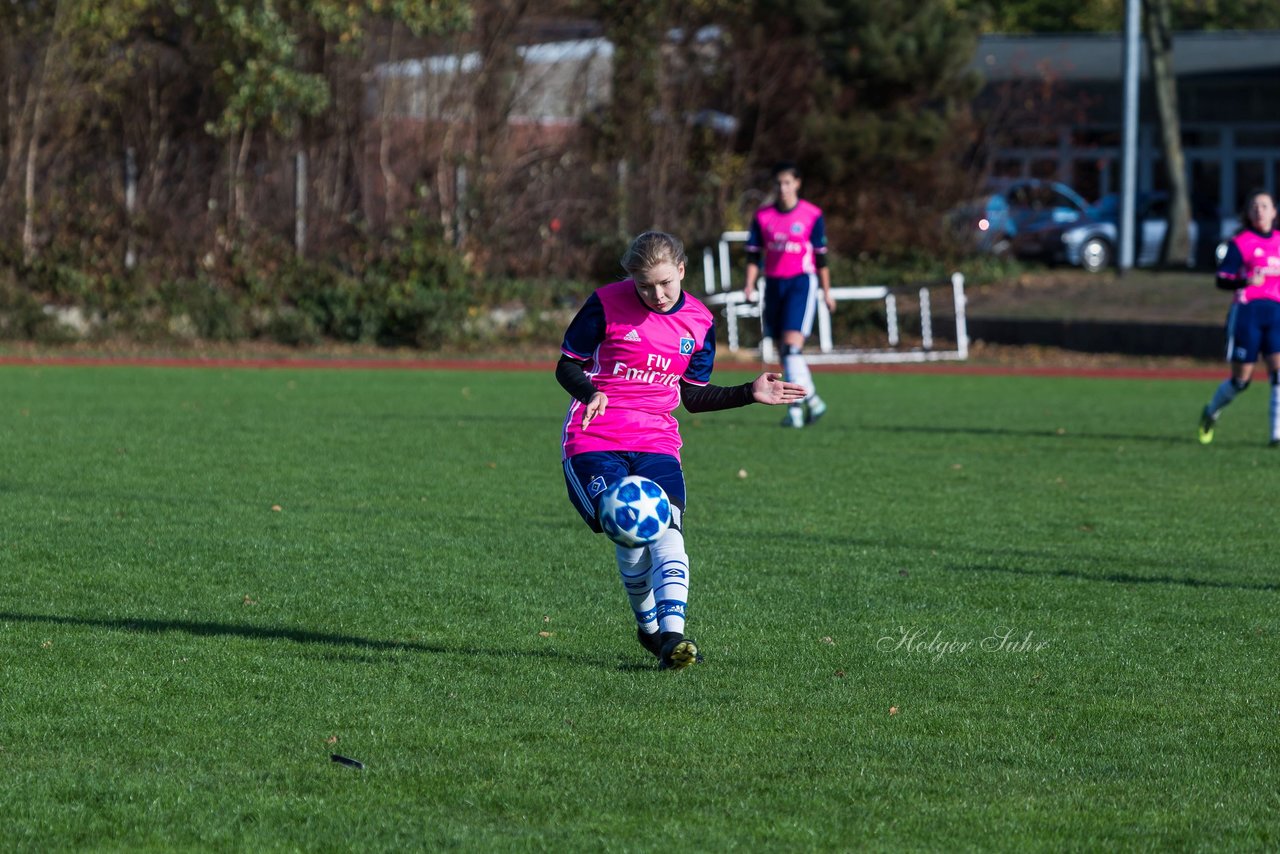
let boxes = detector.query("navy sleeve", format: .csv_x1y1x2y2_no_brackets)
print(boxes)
811,214,828,250
745,214,763,265
1216,240,1245,290
683,324,717,385
561,292,606,359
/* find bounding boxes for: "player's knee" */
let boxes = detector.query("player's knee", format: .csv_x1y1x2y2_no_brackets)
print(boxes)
781,343,803,357
1271,372,1280,387
1232,377,1251,392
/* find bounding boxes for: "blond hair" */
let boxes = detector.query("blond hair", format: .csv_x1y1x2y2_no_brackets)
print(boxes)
620,231,687,277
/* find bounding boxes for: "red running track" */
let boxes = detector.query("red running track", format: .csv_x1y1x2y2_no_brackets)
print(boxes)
0,354,1225,381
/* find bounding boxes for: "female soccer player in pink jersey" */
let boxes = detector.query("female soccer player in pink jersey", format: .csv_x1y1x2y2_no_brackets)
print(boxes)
557,231,806,670
1198,190,1280,445
743,161,836,428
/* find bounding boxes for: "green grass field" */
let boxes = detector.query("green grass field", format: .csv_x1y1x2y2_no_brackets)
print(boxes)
1,363,1276,851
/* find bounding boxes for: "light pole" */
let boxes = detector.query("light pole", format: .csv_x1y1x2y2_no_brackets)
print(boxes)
1119,0,1141,272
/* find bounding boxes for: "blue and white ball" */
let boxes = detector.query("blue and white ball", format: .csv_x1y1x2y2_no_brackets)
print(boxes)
598,476,672,548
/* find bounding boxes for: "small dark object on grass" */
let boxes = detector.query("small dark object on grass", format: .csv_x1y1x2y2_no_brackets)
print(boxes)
331,754,364,770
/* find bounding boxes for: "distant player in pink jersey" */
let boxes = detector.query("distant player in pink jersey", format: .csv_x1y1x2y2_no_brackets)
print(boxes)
557,231,805,670
743,161,836,428
1198,189,1280,445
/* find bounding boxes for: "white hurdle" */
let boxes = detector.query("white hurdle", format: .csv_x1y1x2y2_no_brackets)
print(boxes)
701,231,759,354
701,231,968,365
805,272,969,365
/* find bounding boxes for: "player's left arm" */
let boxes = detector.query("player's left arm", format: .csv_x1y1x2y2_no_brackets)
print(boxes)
679,323,805,411
812,213,835,311
680,375,805,410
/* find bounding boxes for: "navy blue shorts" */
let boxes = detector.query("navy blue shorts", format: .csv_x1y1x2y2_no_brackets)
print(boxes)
563,451,685,534
763,273,818,340
1228,300,1280,363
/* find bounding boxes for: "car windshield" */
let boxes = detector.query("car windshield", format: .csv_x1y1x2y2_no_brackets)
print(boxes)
1090,195,1120,218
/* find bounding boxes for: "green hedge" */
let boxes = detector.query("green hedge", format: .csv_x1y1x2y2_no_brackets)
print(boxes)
0,225,1021,351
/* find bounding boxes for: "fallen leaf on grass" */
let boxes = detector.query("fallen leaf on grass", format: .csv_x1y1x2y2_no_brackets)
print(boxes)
737,468,748,479
243,595,258,605
889,706,899,715
538,631,554,638
271,505,282,512
820,636,835,645
326,735,339,745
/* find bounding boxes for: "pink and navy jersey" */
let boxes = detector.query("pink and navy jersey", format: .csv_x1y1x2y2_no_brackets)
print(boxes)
1219,229,1280,304
560,280,716,461
746,200,827,279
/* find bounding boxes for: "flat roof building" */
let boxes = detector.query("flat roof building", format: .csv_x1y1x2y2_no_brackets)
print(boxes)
971,30,1280,216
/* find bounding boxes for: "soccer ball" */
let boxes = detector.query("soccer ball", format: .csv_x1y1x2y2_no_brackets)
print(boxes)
598,476,671,548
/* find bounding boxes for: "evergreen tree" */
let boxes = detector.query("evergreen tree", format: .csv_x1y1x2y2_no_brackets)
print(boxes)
801,0,986,252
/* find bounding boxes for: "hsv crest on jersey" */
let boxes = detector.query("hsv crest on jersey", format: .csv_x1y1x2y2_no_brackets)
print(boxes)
679,337,694,355
559,279,716,461
588,475,608,497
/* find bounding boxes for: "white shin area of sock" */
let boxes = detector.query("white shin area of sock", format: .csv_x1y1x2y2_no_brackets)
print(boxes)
1271,381,1280,441
783,352,815,398
648,526,689,636
615,544,656,631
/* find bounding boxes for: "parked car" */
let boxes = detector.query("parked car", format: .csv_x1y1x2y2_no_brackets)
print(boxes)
949,178,1092,255
1014,192,1231,273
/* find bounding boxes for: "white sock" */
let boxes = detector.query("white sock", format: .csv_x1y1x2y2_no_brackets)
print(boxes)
783,351,815,398
1271,380,1280,441
615,544,657,633
1207,379,1241,418
648,514,689,636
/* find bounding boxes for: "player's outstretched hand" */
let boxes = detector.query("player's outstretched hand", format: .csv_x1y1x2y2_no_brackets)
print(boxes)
581,392,608,429
751,372,806,405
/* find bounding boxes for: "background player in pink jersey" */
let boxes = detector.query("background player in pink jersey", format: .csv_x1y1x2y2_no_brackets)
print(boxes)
742,161,836,428
1198,189,1280,445
557,231,805,670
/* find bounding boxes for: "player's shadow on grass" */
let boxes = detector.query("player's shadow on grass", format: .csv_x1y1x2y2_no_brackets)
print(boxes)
857,422,1187,445
945,563,1280,593
0,611,607,666
779,530,1280,593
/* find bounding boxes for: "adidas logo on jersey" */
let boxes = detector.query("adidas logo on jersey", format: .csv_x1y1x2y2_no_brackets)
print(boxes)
623,329,641,342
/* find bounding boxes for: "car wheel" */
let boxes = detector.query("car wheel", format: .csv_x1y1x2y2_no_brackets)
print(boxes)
1080,237,1112,273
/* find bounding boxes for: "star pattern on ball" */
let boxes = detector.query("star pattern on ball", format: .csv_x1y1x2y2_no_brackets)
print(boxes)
631,485,667,526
